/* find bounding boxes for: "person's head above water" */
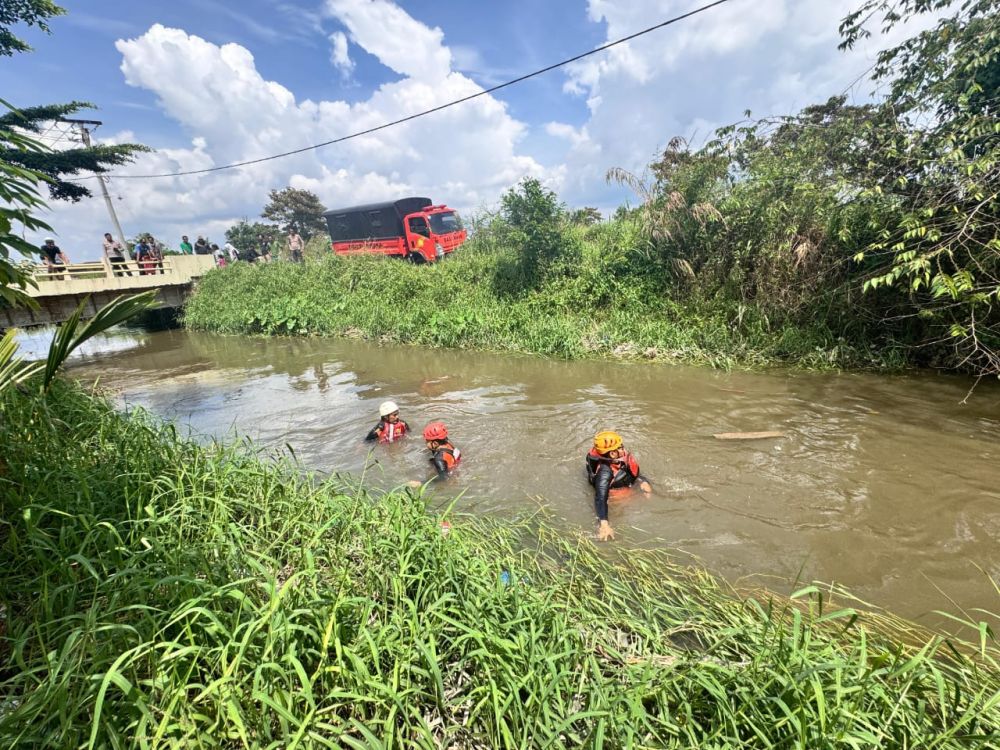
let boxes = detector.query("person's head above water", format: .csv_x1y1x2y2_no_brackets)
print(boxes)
379,400,400,421
593,430,623,458
423,421,449,448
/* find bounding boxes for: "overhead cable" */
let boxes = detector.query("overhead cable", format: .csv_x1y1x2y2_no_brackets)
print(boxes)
102,0,738,180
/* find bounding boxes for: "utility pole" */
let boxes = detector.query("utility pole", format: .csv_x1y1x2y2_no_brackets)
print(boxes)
59,118,129,252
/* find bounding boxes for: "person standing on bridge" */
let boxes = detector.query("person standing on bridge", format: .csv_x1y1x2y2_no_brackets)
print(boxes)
179,235,193,255
40,238,68,280
134,237,155,275
102,233,130,277
148,236,165,274
194,237,211,255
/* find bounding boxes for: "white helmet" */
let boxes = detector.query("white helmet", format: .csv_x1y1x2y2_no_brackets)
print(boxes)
379,400,399,417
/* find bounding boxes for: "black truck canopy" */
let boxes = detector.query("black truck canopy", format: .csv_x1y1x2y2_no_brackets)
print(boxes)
324,197,432,242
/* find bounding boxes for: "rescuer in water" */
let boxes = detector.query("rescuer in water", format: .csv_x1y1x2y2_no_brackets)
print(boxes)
586,430,652,541
423,422,461,480
365,401,409,443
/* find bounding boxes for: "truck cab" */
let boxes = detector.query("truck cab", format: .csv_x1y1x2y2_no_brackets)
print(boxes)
324,197,467,263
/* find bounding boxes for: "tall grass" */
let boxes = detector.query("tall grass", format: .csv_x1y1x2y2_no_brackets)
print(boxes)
183,228,904,372
1,383,997,747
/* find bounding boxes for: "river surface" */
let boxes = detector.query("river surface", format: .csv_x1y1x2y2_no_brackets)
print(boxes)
21,327,1000,625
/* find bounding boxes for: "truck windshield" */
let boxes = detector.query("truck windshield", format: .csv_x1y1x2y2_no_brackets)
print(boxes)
428,211,463,235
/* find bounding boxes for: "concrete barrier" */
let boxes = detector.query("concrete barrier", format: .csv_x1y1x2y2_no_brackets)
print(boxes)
3,255,217,329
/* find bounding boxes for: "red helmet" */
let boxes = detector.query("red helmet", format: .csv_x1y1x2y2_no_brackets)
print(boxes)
423,422,448,441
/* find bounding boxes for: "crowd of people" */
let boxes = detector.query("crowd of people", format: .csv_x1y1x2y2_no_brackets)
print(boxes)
366,401,652,541
38,227,308,278
93,227,307,274
179,228,303,267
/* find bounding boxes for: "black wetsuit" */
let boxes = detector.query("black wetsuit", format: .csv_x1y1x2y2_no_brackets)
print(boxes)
585,449,647,522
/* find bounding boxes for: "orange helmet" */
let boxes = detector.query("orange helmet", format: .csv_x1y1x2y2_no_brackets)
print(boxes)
593,430,623,454
423,422,449,441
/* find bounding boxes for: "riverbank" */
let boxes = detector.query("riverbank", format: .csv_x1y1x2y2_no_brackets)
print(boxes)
2,383,998,747
183,226,912,373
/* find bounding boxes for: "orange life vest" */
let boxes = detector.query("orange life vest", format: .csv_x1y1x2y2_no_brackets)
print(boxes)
377,419,408,444
586,448,639,487
433,442,461,470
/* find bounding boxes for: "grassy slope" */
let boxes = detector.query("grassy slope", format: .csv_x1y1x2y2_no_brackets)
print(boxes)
184,231,904,371
1,384,997,747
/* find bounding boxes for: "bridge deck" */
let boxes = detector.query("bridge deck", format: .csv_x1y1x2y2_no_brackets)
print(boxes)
4,255,217,328
25,254,216,298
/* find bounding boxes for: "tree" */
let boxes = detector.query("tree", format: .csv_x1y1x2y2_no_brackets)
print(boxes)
0,120,47,308
261,187,327,238
226,219,278,253
569,207,602,226
497,178,572,289
840,0,1000,374
0,102,149,201
0,0,65,57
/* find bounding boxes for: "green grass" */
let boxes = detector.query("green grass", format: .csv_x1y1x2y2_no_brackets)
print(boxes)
182,230,907,372
1,382,998,747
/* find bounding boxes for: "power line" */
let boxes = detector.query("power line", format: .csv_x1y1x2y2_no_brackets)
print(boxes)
99,0,739,180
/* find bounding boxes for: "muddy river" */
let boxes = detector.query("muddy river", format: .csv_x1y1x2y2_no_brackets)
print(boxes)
20,327,1000,625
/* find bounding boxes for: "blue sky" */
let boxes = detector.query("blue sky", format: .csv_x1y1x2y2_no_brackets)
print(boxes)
1,0,911,259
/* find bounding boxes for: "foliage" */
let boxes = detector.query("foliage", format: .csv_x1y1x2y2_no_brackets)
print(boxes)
0,104,48,308
184,224,900,371
569,206,602,226
0,101,149,201
495,178,577,292
225,218,278,254
261,186,327,238
1,383,997,746
838,0,1000,373
0,0,64,57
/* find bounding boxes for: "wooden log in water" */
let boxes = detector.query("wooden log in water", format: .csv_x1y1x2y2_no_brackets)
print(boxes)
713,431,786,440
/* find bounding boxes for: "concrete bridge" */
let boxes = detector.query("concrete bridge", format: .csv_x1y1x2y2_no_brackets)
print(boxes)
1,254,216,329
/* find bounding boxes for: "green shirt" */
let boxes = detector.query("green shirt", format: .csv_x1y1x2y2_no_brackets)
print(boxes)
180,241,193,255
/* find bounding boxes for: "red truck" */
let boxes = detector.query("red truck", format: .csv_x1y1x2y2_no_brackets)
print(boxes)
323,197,467,263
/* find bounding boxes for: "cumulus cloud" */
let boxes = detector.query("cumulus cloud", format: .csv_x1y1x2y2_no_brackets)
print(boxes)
35,5,546,259
328,30,354,75
553,0,940,209
325,0,451,81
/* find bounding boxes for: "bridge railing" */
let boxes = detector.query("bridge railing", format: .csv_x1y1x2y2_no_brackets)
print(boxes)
29,258,181,282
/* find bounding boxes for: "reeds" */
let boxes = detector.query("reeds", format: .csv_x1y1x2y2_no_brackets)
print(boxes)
2,384,997,747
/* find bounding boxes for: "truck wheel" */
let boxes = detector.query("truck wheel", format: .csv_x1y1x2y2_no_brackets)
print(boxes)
407,252,426,264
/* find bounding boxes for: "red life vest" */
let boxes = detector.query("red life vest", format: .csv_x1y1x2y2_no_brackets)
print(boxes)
378,419,408,444
586,448,639,487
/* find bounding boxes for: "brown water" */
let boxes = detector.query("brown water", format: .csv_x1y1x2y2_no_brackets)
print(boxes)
35,328,1000,624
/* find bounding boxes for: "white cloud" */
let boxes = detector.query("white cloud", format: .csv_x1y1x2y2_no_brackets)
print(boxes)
552,0,942,208
31,0,945,258
329,30,354,75
325,0,452,81
34,5,547,260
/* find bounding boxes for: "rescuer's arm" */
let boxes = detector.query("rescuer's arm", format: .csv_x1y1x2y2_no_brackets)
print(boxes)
431,453,451,480
593,465,615,541
364,423,382,442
